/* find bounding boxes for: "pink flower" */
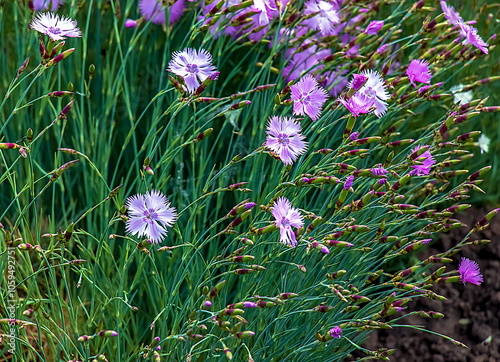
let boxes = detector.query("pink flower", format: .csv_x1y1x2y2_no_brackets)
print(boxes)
440,1,463,25
252,0,277,25
125,19,138,28
458,257,483,285
356,70,390,117
139,0,186,25
409,146,435,176
303,0,340,36
290,75,328,121
338,93,374,118
348,74,367,91
329,326,342,339
365,20,384,35
344,175,354,190
125,190,178,244
272,197,304,247
349,131,359,141
406,59,432,88
167,48,218,94
265,116,308,165
458,22,489,54
33,0,64,11
371,166,388,176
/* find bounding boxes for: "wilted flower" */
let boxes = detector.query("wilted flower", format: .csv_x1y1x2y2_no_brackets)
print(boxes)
167,48,218,94
478,134,490,154
303,0,340,36
365,20,384,35
139,0,186,25
440,1,463,25
406,59,432,88
329,326,342,339
458,22,489,54
33,0,64,11
29,12,82,41
290,75,328,121
338,93,374,118
356,70,390,117
272,197,304,247
458,257,483,285
125,189,178,244
409,146,435,176
265,116,308,165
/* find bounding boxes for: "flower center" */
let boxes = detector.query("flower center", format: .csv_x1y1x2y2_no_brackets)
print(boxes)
364,87,376,98
278,134,290,145
186,63,198,74
49,27,62,35
281,217,290,227
143,208,158,222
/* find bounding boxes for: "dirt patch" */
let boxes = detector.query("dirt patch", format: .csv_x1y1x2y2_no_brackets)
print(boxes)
350,208,500,361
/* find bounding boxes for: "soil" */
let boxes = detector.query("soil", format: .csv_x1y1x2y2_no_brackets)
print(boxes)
350,207,500,362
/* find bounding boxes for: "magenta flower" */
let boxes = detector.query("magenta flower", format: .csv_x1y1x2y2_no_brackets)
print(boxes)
348,74,367,91
290,75,328,121
406,59,432,88
33,0,64,11
265,116,308,165
344,175,354,190
125,189,178,244
168,48,218,94
458,22,489,54
338,93,374,118
458,257,483,285
29,12,82,41
365,20,384,35
409,146,435,176
252,0,277,25
371,166,388,176
329,326,342,339
349,131,359,141
125,19,138,28
139,0,185,25
357,70,390,118
272,197,304,247
440,1,463,25
303,0,340,36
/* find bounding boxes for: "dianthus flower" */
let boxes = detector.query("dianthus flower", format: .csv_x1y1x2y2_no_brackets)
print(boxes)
371,166,388,176
409,146,435,176
329,326,342,339
478,134,490,154
347,74,367,91
167,48,218,93
458,257,483,285
252,0,277,25
126,189,178,244
440,1,463,25
338,93,374,118
365,20,384,35
406,59,432,88
458,21,489,54
33,0,64,11
290,75,328,121
272,197,304,247
139,0,185,25
344,175,354,190
356,70,390,117
265,116,307,165
29,12,82,41
303,0,340,36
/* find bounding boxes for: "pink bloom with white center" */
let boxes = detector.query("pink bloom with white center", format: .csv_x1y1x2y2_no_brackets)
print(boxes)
126,189,178,244
338,93,374,118
409,145,435,176
265,116,308,165
272,197,304,247
365,20,384,35
303,0,340,36
406,59,432,88
356,70,390,118
139,0,186,25
440,1,463,25
168,48,218,94
29,12,82,41
290,75,328,121
458,257,483,285
458,22,489,54
33,0,64,11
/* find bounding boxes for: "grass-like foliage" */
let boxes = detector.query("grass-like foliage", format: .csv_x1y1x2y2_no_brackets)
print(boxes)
1,0,499,361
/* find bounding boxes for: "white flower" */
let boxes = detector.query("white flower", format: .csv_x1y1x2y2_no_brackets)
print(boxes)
450,84,473,105
478,134,490,154
357,70,390,117
30,12,82,41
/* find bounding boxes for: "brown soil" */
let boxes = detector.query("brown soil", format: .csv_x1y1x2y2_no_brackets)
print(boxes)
351,207,500,361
